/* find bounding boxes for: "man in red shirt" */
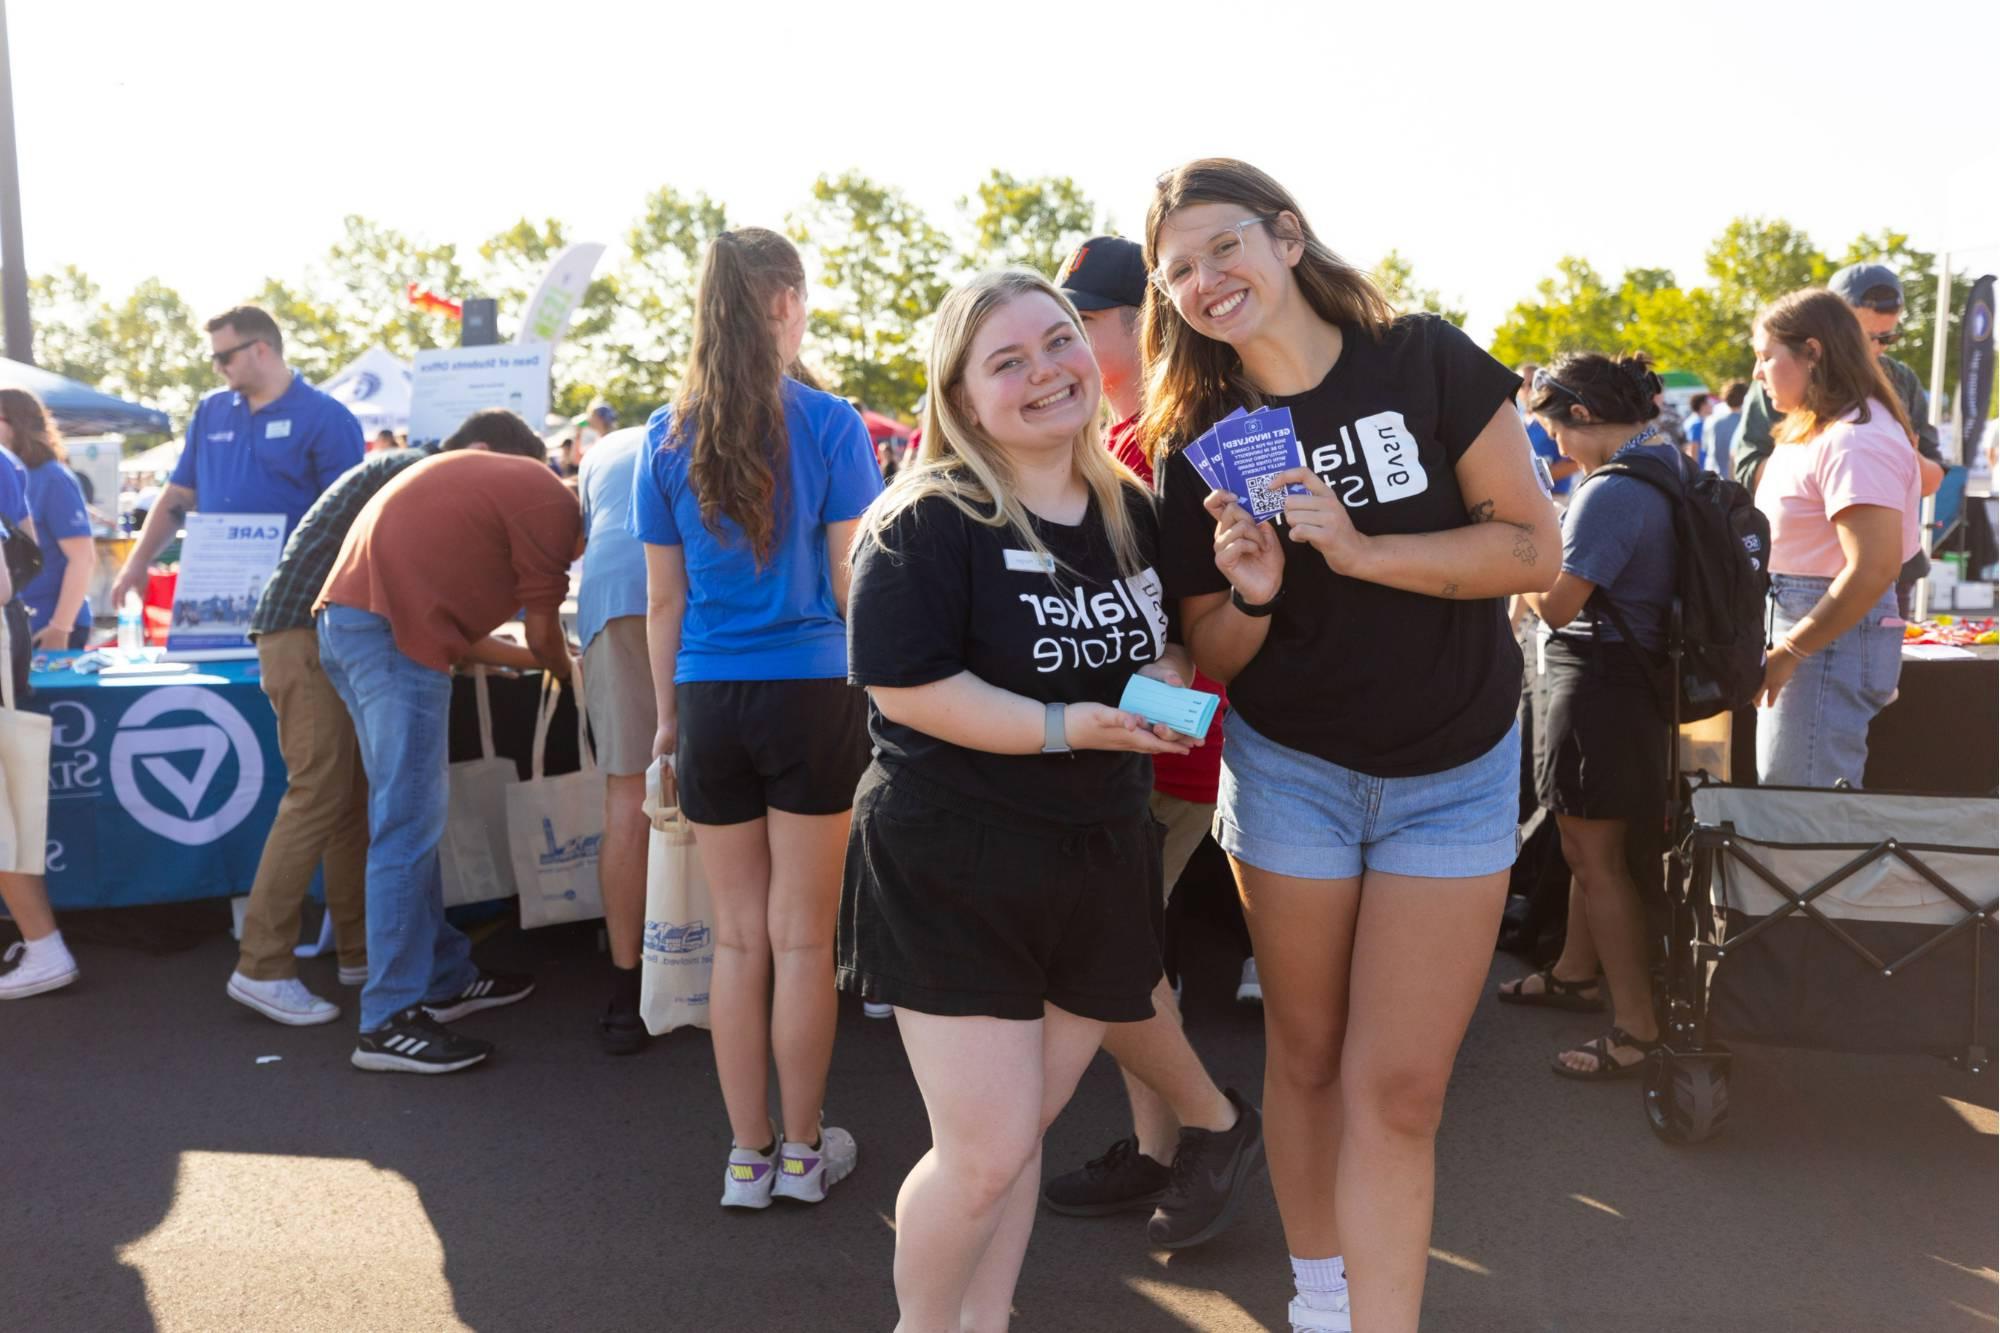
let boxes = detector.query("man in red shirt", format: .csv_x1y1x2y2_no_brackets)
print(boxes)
317,449,583,1074
1043,237,1264,1249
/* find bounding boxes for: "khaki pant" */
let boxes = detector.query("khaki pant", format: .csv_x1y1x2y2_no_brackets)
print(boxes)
236,628,370,980
1151,789,1216,903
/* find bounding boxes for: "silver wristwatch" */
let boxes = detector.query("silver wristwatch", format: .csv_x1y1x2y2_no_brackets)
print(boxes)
1041,700,1071,754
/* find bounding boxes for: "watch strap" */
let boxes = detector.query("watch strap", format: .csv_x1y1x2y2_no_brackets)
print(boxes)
1041,700,1070,754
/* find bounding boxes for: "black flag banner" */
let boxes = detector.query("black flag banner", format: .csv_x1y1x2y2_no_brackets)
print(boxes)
1959,274,1995,465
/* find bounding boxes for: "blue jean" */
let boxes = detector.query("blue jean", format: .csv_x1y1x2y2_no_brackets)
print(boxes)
1757,573,1905,788
317,605,478,1031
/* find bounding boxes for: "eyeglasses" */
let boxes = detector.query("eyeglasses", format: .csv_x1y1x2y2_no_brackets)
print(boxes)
211,340,264,369
1152,216,1273,296
1868,329,1903,346
1532,368,1590,410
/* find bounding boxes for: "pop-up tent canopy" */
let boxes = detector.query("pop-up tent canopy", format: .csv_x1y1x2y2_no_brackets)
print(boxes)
320,346,412,435
0,357,171,435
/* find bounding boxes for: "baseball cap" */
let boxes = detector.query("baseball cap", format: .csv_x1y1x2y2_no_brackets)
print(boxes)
1058,236,1147,312
1828,262,1904,312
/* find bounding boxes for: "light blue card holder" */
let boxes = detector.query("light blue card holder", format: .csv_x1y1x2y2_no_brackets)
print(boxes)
1118,673,1220,739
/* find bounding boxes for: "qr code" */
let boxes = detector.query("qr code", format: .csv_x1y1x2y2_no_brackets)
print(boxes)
1246,473,1284,517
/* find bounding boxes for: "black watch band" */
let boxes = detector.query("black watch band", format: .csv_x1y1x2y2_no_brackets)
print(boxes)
1231,584,1284,618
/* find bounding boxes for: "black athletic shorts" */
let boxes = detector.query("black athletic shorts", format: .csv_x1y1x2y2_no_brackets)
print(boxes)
837,762,1165,1024
674,678,869,826
1537,636,1669,823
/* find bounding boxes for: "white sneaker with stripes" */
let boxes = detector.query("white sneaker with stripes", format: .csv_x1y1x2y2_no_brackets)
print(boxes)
351,1006,493,1074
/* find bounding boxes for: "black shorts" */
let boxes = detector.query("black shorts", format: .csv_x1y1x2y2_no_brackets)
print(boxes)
1537,636,1669,822
674,678,869,825
837,763,1165,1023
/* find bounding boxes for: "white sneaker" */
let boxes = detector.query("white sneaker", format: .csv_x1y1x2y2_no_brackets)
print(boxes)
1236,957,1263,1005
1288,1289,1351,1332
721,1122,781,1210
337,964,369,987
862,1001,893,1019
227,971,340,1026
772,1124,858,1204
0,938,79,999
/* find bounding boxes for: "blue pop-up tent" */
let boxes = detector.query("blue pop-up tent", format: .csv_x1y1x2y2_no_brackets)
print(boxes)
0,357,171,435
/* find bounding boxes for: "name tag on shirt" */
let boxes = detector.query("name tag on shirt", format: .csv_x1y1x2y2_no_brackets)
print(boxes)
265,419,292,439
1003,548,1055,574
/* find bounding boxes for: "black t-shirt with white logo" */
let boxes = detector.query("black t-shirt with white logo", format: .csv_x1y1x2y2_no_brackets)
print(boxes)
848,485,1174,825
1159,314,1523,778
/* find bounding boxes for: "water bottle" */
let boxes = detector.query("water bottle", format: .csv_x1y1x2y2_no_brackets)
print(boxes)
117,590,143,654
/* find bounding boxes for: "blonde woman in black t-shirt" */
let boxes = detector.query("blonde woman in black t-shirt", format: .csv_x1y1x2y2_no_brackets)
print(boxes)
1143,159,1560,1333
839,268,1202,1330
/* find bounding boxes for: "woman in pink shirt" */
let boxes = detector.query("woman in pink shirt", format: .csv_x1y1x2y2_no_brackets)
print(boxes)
1751,288,1921,787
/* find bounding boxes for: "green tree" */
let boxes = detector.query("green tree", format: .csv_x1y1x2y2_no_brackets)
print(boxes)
591,186,731,420
311,215,469,363
1489,257,1626,370
25,268,208,434
1704,217,1829,331
960,171,1099,279
249,276,355,386
27,265,109,385
474,216,622,423
1373,250,1467,327
788,171,954,414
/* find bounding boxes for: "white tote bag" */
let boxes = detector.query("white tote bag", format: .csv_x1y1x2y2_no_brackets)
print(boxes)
441,668,520,907
0,614,50,874
507,662,606,928
640,755,714,1034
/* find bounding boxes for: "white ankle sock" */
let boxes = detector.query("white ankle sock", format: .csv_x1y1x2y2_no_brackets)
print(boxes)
26,931,70,961
1291,1254,1347,1307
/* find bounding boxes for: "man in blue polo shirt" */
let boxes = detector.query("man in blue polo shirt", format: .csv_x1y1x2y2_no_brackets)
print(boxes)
110,306,364,608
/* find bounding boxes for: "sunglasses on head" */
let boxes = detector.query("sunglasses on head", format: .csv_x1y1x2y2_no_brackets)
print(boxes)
1532,368,1590,410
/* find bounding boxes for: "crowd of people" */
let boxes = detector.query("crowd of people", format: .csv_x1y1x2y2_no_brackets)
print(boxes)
0,153,1955,1332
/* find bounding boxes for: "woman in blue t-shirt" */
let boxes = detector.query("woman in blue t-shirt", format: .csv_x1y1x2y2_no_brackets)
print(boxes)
0,389,97,649
1501,354,1679,1081
630,227,881,1211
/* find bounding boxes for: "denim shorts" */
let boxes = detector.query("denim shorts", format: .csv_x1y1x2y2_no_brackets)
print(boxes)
1215,713,1521,880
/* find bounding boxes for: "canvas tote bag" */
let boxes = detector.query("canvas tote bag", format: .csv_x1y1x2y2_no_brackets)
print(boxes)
507,662,606,928
0,612,50,874
639,755,714,1034
440,668,519,907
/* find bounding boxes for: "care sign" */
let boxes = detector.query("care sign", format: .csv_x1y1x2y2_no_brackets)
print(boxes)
409,344,552,449
39,677,288,909
165,513,287,659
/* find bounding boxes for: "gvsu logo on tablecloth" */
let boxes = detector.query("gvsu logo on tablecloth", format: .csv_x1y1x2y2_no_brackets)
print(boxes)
109,687,263,845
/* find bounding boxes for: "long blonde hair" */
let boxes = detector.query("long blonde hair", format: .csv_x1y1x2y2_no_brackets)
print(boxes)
1136,158,1395,466
670,227,804,567
866,268,1149,579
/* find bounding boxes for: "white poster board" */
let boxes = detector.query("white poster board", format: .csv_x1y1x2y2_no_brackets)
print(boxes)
64,437,123,534
163,512,286,660
408,345,552,449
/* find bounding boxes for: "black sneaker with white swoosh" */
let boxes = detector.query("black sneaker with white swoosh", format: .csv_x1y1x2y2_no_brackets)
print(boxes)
422,972,535,1023
351,1007,493,1074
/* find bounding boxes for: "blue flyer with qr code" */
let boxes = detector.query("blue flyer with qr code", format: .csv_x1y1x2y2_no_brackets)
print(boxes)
1213,407,1309,522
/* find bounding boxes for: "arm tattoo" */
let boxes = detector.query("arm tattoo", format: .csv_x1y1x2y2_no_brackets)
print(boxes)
1466,499,1495,524
1511,525,1538,566
1440,582,1460,598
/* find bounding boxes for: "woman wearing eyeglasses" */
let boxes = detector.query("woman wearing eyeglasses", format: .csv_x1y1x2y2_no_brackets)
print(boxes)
1141,159,1558,1333
1750,288,1923,787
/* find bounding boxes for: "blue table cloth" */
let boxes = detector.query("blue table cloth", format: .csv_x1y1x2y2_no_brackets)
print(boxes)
29,657,287,910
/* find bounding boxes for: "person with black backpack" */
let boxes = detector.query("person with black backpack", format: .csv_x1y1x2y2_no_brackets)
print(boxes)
1498,353,1685,1078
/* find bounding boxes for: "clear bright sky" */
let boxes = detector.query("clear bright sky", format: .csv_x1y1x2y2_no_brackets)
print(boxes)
13,0,2000,347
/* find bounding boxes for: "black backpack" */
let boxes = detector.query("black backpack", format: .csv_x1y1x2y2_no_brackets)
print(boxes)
1580,448,1771,723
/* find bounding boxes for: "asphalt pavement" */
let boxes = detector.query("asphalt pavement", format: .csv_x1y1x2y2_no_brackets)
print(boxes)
2,898,1993,1333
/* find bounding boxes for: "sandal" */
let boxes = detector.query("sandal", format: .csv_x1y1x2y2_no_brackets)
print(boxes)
1496,966,1603,1012
1551,1026,1663,1081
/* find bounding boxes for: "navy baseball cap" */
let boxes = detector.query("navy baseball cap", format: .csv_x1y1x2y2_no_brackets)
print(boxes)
1058,236,1147,312
1828,262,1904,312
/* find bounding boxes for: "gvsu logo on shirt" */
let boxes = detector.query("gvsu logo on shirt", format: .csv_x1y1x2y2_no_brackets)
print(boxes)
1308,410,1429,507
1013,564,1168,673
109,687,263,846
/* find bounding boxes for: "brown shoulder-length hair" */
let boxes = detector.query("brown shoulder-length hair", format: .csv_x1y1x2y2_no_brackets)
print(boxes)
0,388,64,469
1135,158,1395,467
1756,288,1916,448
670,227,805,567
